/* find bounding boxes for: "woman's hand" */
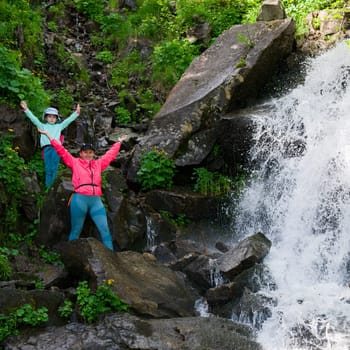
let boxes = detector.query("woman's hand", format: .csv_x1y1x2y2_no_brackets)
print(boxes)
118,135,128,142
38,128,53,141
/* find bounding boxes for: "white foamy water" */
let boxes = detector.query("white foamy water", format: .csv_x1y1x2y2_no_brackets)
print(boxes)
233,41,350,349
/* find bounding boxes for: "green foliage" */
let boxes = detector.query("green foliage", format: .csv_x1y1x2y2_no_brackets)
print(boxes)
96,50,115,63
38,245,64,266
136,149,176,191
237,32,255,48
75,280,128,323
131,0,179,41
192,167,232,196
115,106,132,125
47,21,58,32
110,50,145,89
0,46,50,111
159,210,190,228
0,134,27,233
100,12,132,50
4,222,38,249
176,0,249,38
236,59,246,68
58,300,73,319
151,39,200,90
110,50,160,124
0,253,12,280
15,304,48,326
0,0,44,65
56,88,75,118
73,0,107,22
281,0,344,36
0,304,48,342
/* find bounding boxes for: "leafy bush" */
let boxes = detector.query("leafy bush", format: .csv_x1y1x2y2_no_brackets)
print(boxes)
151,39,200,90
0,254,12,280
0,46,50,112
192,167,232,196
0,1,44,66
160,210,190,228
136,149,176,191
56,88,75,118
73,280,128,323
0,134,27,233
281,0,343,36
176,0,247,37
73,0,107,22
96,50,115,63
115,106,132,125
38,245,63,266
132,0,179,41
0,304,48,342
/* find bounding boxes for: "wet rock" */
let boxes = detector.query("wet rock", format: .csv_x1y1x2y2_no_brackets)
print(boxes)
217,232,272,280
231,287,275,330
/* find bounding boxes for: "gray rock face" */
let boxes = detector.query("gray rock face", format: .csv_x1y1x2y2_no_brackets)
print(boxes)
217,232,272,279
257,0,286,21
4,314,263,350
128,18,295,181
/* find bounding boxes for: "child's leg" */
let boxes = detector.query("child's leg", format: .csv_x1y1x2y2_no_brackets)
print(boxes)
89,197,114,251
69,194,88,241
43,147,60,188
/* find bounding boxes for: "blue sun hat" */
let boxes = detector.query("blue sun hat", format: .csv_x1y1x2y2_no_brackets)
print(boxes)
42,107,60,122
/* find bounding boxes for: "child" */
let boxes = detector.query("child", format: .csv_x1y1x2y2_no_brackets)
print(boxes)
20,101,80,188
37,128,127,251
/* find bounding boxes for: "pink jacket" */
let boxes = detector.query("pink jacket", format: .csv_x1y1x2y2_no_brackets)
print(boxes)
51,139,122,196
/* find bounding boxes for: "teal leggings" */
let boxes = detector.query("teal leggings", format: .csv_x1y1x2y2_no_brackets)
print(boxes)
43,146,60,188
69,193,113,251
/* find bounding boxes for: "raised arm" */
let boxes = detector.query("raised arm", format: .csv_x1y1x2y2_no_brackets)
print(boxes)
59,103,81,129
38,128,74,167
100,134,128,170
21,101,44,128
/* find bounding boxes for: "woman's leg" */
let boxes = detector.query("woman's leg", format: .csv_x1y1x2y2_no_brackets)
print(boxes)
88,197,114,251
69,194,88,241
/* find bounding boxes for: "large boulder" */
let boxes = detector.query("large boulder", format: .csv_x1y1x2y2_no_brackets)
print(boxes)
58,238,199,318
127,18,295,181
217,232,272,280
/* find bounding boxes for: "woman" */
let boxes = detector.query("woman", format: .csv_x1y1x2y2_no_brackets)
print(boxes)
38,128,127,251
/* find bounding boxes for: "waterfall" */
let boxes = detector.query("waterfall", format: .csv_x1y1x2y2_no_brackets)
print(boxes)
233,41,350,349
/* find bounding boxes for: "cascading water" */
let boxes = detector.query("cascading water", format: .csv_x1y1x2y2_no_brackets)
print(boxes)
233,41,350,349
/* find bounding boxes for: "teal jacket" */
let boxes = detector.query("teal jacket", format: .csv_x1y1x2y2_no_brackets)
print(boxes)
23,108,79,148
